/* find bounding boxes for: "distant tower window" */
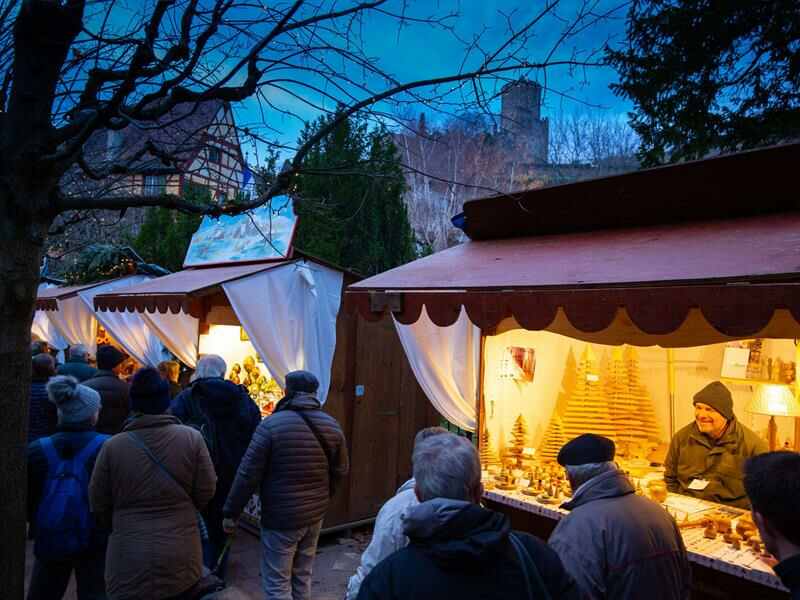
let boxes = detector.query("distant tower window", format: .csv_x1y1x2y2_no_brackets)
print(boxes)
208,146,222,163
143,175,167,196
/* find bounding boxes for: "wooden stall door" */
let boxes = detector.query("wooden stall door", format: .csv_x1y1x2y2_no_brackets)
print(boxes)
346,317,405,520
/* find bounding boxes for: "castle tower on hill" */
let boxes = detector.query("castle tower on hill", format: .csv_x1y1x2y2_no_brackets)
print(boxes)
500,79,549,163
559,345,617,441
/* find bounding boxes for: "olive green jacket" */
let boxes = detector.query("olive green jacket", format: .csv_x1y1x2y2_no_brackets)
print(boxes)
664,418,767,508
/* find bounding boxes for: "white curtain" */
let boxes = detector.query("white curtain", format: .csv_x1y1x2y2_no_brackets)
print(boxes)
141,311,199,368
223,261,343,404
48,295,98,356
393,306,480,432
79,276,166,367
33,286,69,351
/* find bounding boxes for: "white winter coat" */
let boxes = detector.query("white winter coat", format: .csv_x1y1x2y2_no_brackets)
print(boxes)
346,479,418,600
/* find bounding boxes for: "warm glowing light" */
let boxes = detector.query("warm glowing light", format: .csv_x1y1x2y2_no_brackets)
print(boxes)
747,384,800,417
586,373,600,382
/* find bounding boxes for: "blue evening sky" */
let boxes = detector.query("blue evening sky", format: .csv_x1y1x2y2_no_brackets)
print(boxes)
230,0,633,160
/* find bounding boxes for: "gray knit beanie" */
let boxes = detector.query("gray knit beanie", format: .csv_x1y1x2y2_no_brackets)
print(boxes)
693,381,734,421
47,375,102,424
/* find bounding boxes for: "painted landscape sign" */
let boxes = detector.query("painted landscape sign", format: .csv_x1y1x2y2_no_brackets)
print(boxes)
184,196,296,267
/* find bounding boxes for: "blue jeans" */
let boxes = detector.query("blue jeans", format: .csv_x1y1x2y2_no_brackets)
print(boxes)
260,520,323,600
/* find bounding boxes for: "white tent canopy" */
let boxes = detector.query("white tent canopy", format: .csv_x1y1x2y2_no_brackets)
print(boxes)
48,294,98,355
141,311,199,368
78,276,166,367
223,261,343,404
32,285,69,352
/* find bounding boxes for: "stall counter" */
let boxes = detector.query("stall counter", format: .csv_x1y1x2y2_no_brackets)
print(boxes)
484,487,789,598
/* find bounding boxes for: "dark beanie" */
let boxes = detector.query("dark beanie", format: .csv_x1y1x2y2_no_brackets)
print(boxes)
558,434,616,466
97,344,128,370
285,370,319,395
693,381,734,420
130,367,171,415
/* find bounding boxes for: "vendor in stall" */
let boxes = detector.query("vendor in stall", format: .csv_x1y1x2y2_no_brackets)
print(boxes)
664,381,767,508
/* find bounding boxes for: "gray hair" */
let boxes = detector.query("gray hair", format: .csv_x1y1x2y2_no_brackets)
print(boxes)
565,461,617,489
69,344,88,361
413,426,449,453
192,354,227,381
413,433,480,502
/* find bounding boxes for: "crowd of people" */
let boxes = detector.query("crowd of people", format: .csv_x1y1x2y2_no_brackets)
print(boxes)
24,343,800,600
26,343,347,600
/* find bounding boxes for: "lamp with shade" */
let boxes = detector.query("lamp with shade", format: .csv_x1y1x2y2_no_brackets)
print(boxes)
746,384,800,451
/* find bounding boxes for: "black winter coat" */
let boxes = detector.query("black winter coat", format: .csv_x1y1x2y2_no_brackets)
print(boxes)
57,359,97,382
356,499,579,600
171,377,261,523
775,554,800,600
28,379,57,443
224,393,349,530
83,370,130,435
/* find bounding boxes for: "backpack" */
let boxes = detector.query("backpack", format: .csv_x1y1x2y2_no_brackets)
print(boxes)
34,434,108,559
183,389,219,467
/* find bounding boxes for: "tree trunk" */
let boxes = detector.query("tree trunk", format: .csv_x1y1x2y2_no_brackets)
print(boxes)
0,230,46,600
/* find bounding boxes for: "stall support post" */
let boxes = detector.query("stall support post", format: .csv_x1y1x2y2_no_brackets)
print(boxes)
795,341,800,452
667,348,676,438
477,332,487,452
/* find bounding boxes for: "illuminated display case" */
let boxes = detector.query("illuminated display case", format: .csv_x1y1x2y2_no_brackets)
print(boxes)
480,332,799,482
198,324,282,416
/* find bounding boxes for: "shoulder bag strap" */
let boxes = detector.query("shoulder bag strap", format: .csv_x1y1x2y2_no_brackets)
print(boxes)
295,410,335,496
509,532,552,600
126,431,193,504
39,437,60,474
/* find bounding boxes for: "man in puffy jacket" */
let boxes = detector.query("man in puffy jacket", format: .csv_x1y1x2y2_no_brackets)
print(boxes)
171,354,261,578
83,345,130,434
357,432,578,600
548,434,691,600
223,370,349,600
345,426,448,600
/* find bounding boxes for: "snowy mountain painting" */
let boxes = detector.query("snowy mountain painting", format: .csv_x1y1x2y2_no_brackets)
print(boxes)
183,196,296,267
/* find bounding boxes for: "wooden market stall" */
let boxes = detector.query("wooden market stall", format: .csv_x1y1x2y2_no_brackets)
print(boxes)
92,217,438,532
345,143,800,599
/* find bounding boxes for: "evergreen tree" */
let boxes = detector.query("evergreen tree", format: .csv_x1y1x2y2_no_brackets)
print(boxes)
607,0,800,165
131,183,210,272
293,111,417,275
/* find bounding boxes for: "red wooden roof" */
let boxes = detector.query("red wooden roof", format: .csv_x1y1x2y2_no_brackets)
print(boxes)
93,262,285,316
458,142,800,241
347,213,800,336
36,280,121,311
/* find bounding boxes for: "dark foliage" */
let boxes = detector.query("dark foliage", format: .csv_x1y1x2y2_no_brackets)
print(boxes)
608,0,800,165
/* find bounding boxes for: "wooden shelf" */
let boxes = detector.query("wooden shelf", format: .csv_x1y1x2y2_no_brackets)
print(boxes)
720,377,793,388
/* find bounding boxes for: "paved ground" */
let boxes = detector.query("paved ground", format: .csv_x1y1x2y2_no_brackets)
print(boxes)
25,526,371,599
